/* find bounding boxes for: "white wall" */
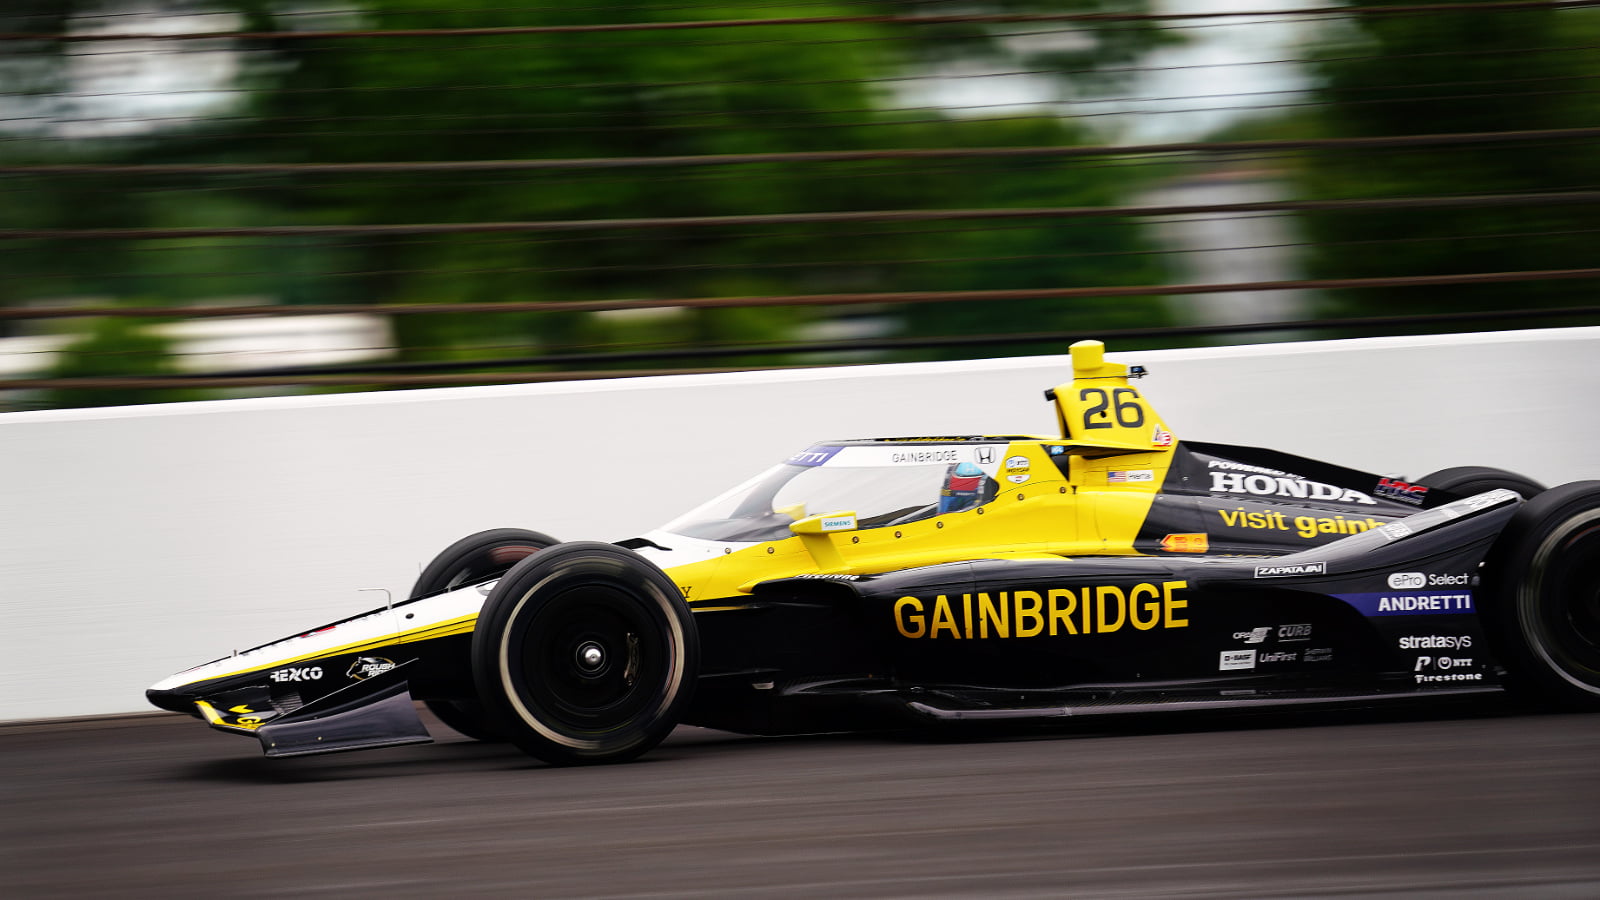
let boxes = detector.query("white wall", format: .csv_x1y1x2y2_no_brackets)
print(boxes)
3,327,1596,721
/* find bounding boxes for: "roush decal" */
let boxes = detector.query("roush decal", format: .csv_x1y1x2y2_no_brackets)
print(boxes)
347,657,397,680
1334,591,1473,616
892,581,1189,640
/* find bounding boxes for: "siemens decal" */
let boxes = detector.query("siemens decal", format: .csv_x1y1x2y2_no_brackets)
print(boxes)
1210,472,1377,505
894,581,1189,639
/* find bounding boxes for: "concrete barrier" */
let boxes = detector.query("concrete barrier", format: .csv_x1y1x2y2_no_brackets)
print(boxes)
3,327,1596,721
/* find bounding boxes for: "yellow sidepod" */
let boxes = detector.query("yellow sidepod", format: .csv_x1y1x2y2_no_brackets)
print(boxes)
1078,452,1177,554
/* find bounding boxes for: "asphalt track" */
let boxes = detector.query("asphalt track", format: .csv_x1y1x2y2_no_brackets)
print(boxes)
5,701,1599,899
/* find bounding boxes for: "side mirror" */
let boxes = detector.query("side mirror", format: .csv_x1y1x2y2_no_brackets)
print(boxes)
789,512,858,536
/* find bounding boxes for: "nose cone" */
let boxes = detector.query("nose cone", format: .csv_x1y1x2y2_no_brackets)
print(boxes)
146,686,196,715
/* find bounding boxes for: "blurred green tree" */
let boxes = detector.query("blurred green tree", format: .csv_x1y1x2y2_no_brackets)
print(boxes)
41,314,204,408
1293,0,1600,324
3,0,1178,398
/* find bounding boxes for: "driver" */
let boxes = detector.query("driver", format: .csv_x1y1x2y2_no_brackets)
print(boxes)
938,462,986,514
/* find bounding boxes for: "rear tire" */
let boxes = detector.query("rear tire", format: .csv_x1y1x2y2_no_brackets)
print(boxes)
471,542,699,765
1483,481,1600,710
1420,466,1545,501
411,528,561,741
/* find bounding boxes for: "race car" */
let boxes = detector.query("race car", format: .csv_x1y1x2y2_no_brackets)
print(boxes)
147,340,1600,765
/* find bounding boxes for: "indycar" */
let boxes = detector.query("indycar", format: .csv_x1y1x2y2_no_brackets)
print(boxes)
147,341,1600,765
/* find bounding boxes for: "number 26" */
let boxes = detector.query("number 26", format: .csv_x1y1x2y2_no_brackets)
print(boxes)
1079,387,1144,430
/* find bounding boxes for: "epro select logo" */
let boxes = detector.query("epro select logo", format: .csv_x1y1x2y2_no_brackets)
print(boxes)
1389,572,1472,589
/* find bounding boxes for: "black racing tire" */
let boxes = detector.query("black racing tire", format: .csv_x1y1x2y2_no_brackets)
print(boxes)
422,699,503,743
470,541,699,766
410,527,562,600
411,528,561,741
1483,481,1600,711
1419,466,1545,501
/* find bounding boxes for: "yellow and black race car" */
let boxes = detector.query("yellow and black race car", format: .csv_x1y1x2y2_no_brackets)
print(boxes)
148,341,1600,765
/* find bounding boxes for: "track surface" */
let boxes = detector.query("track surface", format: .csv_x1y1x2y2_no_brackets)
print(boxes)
6,703,1599,899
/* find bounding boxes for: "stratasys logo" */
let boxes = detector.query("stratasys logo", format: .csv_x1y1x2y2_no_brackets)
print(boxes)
347,657,397,680
1398,635,1473,650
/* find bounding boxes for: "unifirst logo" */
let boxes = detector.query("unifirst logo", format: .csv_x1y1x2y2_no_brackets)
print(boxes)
894,581,1188,639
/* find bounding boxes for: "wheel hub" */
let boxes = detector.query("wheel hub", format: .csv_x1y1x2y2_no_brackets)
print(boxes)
575,640,606,674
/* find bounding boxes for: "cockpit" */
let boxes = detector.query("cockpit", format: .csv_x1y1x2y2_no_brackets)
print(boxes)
661,443,1005,543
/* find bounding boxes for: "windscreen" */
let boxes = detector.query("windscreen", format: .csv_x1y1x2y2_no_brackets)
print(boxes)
661,444,1003,543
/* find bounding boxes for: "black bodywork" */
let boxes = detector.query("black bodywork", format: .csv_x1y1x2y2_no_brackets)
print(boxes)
680,463,1516,737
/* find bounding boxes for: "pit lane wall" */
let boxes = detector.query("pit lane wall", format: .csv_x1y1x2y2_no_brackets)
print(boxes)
2,327,1596,722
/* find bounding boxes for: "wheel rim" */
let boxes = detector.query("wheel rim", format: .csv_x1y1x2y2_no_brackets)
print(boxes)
502,580,680,743
1524,508,1600,692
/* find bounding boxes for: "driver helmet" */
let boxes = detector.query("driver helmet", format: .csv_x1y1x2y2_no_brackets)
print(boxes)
938,461,985,514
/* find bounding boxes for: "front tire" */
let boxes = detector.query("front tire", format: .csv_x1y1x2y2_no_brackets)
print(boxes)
411,528,561,741
471,542,699,765
1484,481,1600,710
